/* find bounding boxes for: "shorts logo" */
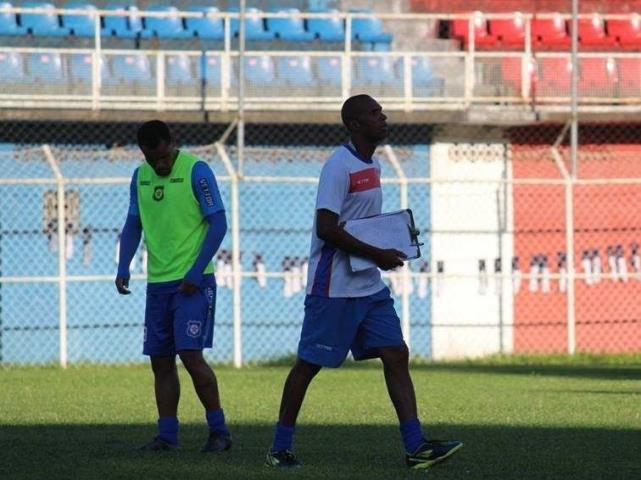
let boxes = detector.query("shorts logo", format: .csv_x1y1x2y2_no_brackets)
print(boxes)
153,186,164,201
143,326,147,343
314,343,334,351
187,320,202,338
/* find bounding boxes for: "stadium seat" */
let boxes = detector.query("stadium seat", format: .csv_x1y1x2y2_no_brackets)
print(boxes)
608,17,641,49
0,2,28,35
316,55,341,86
69,52,94,84
532,15,570,49
0,51,26,82
535,56,571,96
576,16,616,49
102,4,150,39
242,55,276,86
203,55,222,93
351,10,393,43
308,8,344,42
266,8,315,42
411,56,445,96
451,14,497,48
354,55,397,86
230,7,274,40
490,14,526,48
166,54,197,87
145,5,193,39
277,55,314,86
578,57,617,96
21,2,70,36
108,53,154,86
617,57,641,95
28,52,66,84
62,2,97,37
185,5,223,40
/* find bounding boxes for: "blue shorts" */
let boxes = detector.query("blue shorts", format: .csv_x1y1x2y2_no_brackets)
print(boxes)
297,287,405,368
143,278,216,357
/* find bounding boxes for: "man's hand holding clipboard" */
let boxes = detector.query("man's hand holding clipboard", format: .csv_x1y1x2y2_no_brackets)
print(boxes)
342,209,423,272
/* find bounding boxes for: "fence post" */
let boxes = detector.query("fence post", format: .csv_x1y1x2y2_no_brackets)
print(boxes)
43,145,67,368
384,145,411,349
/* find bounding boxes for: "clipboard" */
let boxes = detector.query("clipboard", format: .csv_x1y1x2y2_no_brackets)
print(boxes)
343,209,423,272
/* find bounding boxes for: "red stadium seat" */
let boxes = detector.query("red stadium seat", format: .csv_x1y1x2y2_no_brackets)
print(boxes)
490,14,526,48
535,56,571,97
451,13,497,49
576,17,617,49
617,57,641,96
532,15,571,49
578,57,617,96
608,17,641,50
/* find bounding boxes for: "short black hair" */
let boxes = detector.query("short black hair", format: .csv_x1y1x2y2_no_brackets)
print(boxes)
137,120,172,149
341,94,373,130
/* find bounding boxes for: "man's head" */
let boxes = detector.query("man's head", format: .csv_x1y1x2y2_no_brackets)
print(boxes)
137,120,176,177
340,94,388,144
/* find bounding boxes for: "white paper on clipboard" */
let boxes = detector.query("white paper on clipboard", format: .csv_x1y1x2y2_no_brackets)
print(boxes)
344,209,421,272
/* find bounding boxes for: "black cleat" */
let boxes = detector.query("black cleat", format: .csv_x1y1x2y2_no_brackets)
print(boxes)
201,432,232,453
265,449,301,468
138,436,179,451
405,439,463,469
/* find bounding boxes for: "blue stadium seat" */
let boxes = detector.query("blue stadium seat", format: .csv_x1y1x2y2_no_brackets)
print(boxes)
102,4,150,39
108,53,154,86
69,52,108,85
21,2,70,36
354,56,397,86
145,5,193,39
166,54,197,87
0,2,28,35
308,8,344,42
267,8,315,41
203,55,221,91
243,55,276,86
351,11,393,43
316,55,341,86
28,52,66,84
277,55,313,86
411,56,445,95
230,7,274,40
62,2,97,37
0,51,26,82
186,5,223,40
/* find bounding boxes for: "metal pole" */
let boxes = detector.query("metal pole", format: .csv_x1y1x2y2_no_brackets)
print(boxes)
43,145,67,368
237,0,246,178
570,0,579,179
92,8,101,111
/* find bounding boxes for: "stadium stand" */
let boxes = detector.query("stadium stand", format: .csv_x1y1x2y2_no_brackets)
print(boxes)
577,16,617,49
28,52,66,84
451,14,497,49
276,55,314,87
608,16,641,49
350,9,393,44
229,6,274,40
0,51,25,82
531,15,571,49
307,8,345,42
101,4,150,39
488,14,526,48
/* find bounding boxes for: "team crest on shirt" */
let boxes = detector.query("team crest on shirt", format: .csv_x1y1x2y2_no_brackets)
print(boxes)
153,186,164,201
186,320,202,338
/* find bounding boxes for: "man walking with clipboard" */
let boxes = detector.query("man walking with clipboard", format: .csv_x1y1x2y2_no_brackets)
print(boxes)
265,95,463,470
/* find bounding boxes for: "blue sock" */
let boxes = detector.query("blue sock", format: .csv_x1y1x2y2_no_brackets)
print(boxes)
400,417,424,453
271,422,295,452
206,409,230,437
157,416,179,445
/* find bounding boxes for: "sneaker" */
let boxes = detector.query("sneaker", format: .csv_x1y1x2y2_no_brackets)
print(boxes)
201,432,232,453
265,449,301,468
405,439,463,469
138,436,179,451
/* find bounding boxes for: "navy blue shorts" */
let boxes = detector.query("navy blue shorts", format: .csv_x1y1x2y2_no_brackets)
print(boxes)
297,287,405,368
143,278,216,356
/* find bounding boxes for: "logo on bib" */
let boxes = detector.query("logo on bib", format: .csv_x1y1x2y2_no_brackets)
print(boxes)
153,186,164,201
186,320,202,338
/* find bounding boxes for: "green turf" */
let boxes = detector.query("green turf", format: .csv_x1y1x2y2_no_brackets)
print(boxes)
1,356,640,480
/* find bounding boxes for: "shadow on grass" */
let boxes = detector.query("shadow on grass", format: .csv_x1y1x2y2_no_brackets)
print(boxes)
1,423,639,480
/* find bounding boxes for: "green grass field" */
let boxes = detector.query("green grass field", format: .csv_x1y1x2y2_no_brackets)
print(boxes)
2,355,640,480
